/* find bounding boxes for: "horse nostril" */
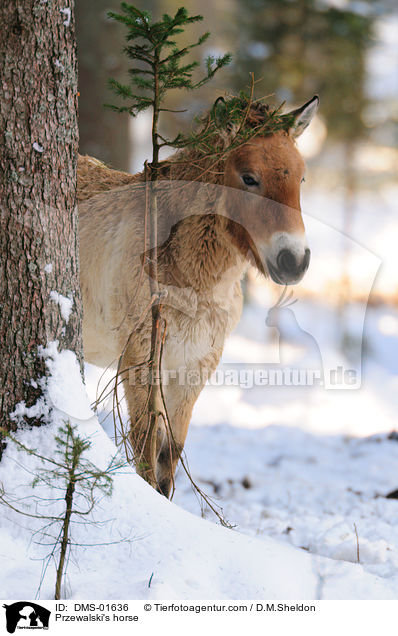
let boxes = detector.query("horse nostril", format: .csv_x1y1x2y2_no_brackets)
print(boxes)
302,247,311,271
277,249,297,273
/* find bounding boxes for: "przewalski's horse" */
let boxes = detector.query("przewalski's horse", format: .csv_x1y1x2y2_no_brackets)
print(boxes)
78,95,318,497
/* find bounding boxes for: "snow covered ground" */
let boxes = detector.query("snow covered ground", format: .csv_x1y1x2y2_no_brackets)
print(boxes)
81,293,398,600
1,409,398,601
169,288,398,594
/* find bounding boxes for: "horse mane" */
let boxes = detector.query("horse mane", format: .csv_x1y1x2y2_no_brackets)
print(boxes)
77,95,286,201
77,155,138,202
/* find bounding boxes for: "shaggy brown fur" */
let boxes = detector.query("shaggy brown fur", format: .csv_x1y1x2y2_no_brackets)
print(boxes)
77,155,138,201
78,97,317,497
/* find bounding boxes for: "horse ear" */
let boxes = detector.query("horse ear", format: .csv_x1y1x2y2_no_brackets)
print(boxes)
283,95,319,139
212,97,231,130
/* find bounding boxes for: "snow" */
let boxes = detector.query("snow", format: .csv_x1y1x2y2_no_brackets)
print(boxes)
39,342,94,421
0,418,397,601
60,8,71,27
10,342,93,426
44,263,53,274
175,424,398,577
49,290,73,323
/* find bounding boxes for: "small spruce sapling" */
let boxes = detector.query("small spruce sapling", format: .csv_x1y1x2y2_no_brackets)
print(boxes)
0,423,125,599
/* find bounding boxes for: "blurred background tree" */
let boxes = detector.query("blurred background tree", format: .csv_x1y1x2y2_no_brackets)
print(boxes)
232,0,373,138
76,0,158,170
76,0,231,171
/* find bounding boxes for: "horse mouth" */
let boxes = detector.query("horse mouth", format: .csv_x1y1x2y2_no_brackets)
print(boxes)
266,259,304,285
266,259,285,284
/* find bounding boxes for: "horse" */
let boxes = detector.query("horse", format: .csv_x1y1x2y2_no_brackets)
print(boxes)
77,94,319,497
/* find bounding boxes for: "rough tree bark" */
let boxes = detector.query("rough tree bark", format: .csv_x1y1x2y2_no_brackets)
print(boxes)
0,0,82,441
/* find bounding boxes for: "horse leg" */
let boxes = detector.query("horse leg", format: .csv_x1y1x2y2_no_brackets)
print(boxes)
120,347,163,490
155,382,203,498
122,346,217,497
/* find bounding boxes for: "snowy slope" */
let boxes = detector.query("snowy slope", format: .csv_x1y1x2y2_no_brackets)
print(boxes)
0,418,397,600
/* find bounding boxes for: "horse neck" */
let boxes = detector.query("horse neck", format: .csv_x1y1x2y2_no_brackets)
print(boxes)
159,189,245,295
143,141,246,293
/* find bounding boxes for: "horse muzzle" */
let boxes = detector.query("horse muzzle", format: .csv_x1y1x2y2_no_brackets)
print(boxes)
265,233,310,285
267,248,310,284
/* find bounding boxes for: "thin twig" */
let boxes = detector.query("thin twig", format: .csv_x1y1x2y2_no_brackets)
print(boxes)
353,522,360,563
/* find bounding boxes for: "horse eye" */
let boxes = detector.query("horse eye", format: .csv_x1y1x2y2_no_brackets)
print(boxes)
242,174,259,187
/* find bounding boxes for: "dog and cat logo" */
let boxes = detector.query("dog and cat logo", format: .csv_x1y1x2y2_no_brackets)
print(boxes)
2,603,50,633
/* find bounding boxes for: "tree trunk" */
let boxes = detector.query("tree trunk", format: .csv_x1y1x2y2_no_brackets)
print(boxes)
0,0,82,440
76,0,130,171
